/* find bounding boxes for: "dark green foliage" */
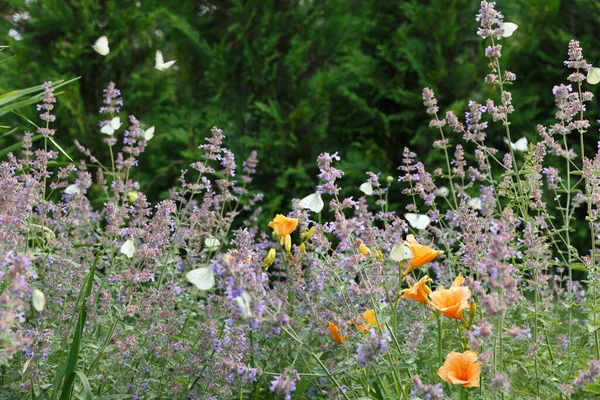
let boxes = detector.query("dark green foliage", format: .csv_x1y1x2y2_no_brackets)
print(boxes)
1,0,600,223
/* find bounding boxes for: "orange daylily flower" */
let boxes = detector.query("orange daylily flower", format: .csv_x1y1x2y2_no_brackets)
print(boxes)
268,214,299,237
402,235,443,277
348,309,384,333
430,275,471,320
329,321,345,344
401,276,433,304
437,350,481,388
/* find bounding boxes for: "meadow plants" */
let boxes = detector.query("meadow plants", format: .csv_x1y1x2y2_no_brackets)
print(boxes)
3,1,600,399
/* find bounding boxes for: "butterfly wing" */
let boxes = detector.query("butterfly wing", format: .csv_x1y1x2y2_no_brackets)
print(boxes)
155,50,165,70
93,36,109,56
359,182,373,195
234,290,253,319
120,240,135,259
186,267,215,290
32,289,46,312
587,68,600,85
299,193,324,213
501,22,518,37
64,184,80,195
110,116,121,130
204,236,220,251
144,126,155,141
161,60,176,70
513,137,528,152
405,213,430,230
100,124,115,135
390,243,414,262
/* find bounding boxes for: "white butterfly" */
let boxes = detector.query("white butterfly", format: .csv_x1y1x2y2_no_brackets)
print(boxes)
299,192,324,213
120,239,135,259
204,236,220,251
92,35,110,56
186,266,215,290
437,186,449,198
587,67,600,85
359,182,373,196
504,136,528,152
234,290,253,319
143,126,155,141
390,243,413,262
64,184,80,195
155,50,176,71
32,289,45,312
500,22,518,38
469,197,482,210
405,213,431,230
100,116,122,135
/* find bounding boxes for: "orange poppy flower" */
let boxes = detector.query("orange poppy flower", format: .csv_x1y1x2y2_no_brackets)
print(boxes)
430,275,471,320
437,350,481,388
348,309,384,333
268,214,299,237
329,321,345,344
401,276,433,304
402,235,443,277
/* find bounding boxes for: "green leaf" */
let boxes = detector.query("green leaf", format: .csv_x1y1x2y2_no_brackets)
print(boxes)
583,383,600,394
570,263,587,272
52,253,98,400
73,371,93,400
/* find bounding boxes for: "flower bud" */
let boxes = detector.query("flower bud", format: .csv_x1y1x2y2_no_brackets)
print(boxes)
284,234,292,253
386,175,394,184
469,302,477,320
299,243,306,253
301,226,317,242
263,248,276,271
358,243,371,256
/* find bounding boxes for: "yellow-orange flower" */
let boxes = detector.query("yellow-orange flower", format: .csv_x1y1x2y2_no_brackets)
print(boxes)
402,235,443,277
268,214,299,237
329,322,345,344
437,350,481,388
348,309,383,333
401,276,433,304
430,276,471,320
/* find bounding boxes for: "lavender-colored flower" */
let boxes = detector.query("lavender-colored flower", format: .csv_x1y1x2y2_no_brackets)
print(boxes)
100,81,123,114
411,375,446,399
36,82,56,137
574,360,600,387
270,368,300,400
490,373,510,392
356,330,389,367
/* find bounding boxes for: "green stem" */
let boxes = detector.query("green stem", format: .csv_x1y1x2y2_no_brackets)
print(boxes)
436,311,443,366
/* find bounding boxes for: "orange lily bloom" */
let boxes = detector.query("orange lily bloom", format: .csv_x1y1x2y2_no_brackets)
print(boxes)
348,309,384,333
430,276,471,320
437,350,481,388
268,214,299,237
401,276,433,304
402,235,443,277
328,322,345,344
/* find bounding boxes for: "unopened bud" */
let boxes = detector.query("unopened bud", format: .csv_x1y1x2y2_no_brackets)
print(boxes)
358,243,371,256
263,248,276,271
284,234,292,253
469,302,477,320
299,243,306,253
301,226,317,242
386,175,394,184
